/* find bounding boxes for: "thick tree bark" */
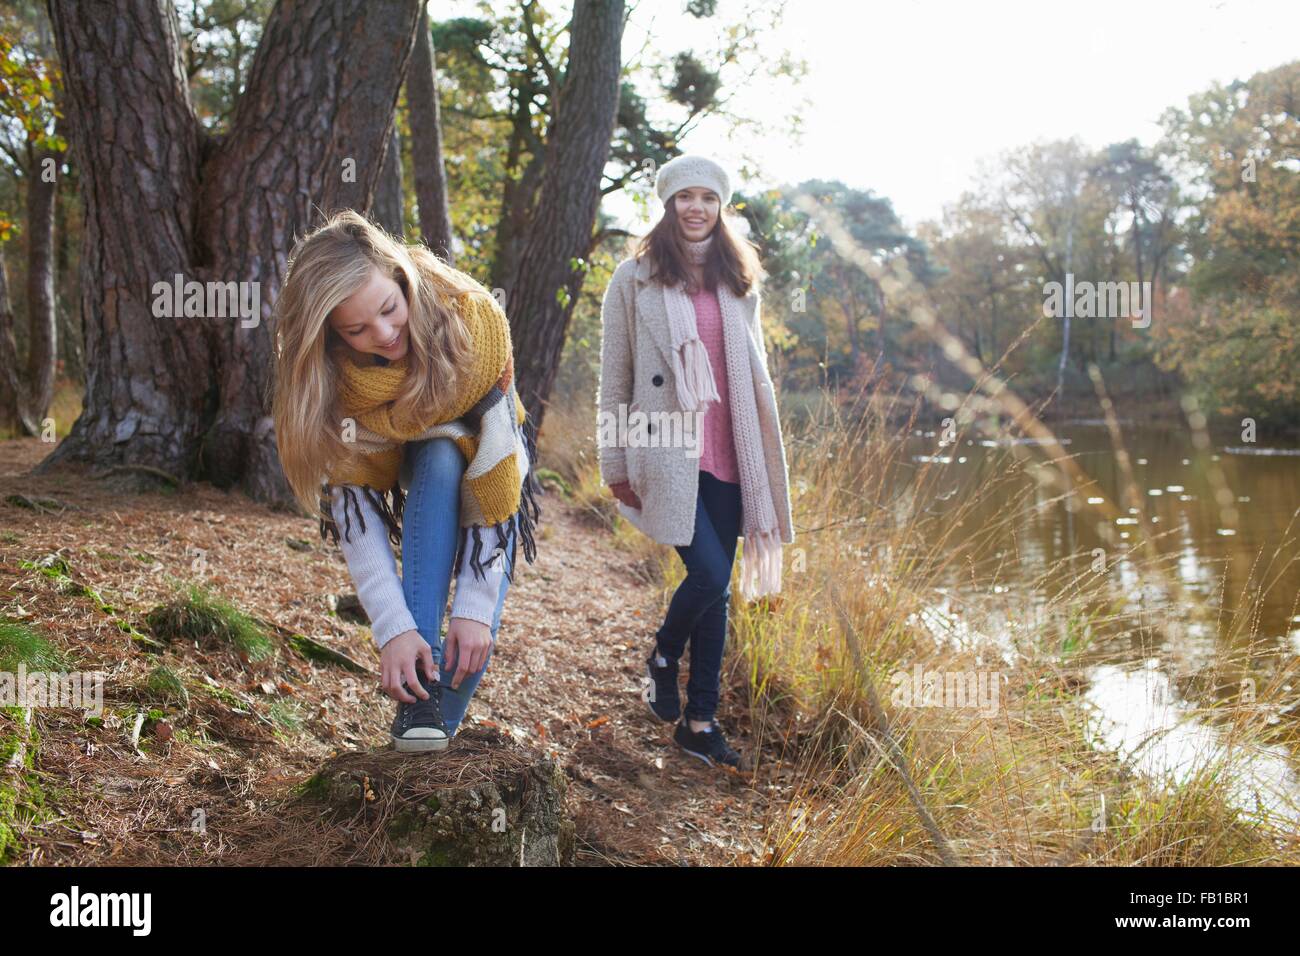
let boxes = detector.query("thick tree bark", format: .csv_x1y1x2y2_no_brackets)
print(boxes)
37,0,207,477
24,137,59,435
507,0,625,428
0,170,59,439
54,164,82,382
374,125,406,237
194,0,421,503
39,0,422,507
407,4,455,262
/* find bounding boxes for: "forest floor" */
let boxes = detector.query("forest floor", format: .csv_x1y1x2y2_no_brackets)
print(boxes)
0,436,784,866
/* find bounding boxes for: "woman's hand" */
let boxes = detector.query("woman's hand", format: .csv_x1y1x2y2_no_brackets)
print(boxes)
444,617,492,689
608,480,642,509
380,630,436,703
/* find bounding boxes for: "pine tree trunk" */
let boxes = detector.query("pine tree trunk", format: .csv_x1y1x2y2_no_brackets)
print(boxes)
407,5,455,263
37,0,423,507
24,140,59,434
36,0,208,477
374,125,406,237
0,244,23,435
506,0,625,429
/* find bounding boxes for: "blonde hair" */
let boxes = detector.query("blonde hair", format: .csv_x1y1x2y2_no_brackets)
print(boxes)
270,209,485,519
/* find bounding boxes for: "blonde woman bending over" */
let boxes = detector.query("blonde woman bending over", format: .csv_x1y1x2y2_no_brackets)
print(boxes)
272,210,542,752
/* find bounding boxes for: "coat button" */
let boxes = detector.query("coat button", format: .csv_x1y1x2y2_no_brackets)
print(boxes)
652,373,664,387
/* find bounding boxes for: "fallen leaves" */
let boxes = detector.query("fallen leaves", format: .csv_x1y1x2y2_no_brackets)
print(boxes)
0,438,780,867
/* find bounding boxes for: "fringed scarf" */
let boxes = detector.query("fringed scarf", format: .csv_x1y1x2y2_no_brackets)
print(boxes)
663,235,784,601
317,289,542,584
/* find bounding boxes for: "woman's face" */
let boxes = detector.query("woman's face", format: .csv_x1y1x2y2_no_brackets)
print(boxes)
673,186,721,243
329,266,409,361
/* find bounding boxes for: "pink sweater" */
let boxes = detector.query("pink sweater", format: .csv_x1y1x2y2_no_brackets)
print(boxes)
690,286,740,483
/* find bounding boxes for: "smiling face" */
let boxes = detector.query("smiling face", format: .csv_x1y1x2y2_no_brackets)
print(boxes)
328,266,409,361
673,186,721,242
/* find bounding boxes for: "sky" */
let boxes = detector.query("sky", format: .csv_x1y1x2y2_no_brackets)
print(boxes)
447,0,1300,231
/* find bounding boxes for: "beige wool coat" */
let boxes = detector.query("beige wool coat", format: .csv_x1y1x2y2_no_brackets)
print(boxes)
597,254,795,548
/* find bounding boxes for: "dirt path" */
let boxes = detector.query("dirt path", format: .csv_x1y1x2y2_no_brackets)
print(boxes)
0,437,776,865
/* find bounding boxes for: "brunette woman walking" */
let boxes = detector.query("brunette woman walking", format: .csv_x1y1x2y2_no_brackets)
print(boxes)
597,155,794,771
272,210,541,752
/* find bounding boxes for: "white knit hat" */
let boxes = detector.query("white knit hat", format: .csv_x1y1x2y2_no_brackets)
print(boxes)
654,154,732,207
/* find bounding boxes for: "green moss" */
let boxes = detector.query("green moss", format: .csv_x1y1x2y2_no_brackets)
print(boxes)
0,729,21,769
292,772,331,802
145,583,275,662
198,682,244,710
533,468,572,499
418,842,457,867
286,633,369,673
0,711,53,865
18,554,70,579
0,780,18,863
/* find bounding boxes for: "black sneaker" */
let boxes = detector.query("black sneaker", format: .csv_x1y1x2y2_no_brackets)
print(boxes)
643,648,681,722
390,668,449,752
674,719,743,769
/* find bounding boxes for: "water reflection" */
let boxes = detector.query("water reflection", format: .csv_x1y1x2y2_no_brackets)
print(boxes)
904,424,1300,650
1084,662,1300,827
896,422,1300,818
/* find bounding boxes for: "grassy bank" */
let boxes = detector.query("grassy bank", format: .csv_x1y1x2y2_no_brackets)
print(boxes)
541,381,1300,865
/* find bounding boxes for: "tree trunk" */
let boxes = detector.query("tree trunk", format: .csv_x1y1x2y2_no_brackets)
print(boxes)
489,78,547,294
844,282,861,368
194,0,420,504
38,0,423,507
24,137,59,434
36,0,208,479
374,125,406,237
0,244,24,435
873,280,889,365
1056,215,1074,399
300,729,575,866
407,4,455,263
54,134,83,383
989,288,999,359
505,0,625,429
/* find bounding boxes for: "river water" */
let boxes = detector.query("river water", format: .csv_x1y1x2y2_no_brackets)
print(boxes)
895,422,1300,826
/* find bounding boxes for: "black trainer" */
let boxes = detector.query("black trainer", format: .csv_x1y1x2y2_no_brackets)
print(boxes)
390,667,449,752
643,648,681,722
674,719,743,769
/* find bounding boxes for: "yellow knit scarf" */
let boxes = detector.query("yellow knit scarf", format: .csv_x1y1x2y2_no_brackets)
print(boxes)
317,290,541,582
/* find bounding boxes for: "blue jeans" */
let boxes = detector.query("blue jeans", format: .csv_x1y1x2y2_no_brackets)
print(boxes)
654,470,743,722
401,436,513,735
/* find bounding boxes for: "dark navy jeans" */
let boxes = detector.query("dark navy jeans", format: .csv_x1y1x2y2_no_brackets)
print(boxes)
654,470,743,722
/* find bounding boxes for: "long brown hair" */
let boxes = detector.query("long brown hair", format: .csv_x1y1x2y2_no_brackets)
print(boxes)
270,209,486,519
635,196,764,296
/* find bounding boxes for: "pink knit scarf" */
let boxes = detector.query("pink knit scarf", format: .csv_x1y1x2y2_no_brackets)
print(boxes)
661,234,783,600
